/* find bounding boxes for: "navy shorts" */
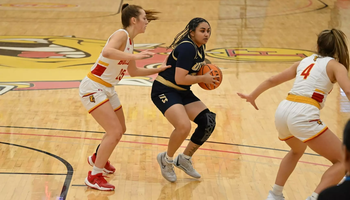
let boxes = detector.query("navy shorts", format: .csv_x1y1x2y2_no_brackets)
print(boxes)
151,83,200,114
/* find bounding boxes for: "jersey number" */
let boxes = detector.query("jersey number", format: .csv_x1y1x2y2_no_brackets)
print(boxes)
300,63,315,79
116,69,126,81
159,94,168,103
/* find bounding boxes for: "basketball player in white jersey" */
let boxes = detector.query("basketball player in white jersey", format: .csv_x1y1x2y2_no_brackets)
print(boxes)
79,4,169,190
237,29,349,200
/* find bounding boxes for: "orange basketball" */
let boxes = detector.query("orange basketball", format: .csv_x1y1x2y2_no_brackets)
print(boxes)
197,64,223,90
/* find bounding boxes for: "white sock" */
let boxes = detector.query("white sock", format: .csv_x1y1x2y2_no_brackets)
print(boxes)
165,153,173,162
91,166,103,175
309,192,318,200
182,154,191,159
272,184,284,196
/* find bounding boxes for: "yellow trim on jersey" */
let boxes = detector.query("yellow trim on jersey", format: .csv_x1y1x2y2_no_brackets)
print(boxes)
82,92,96,98
197,50,202,59
286,94,320,109
114,105,122,112
87,72,112,87
88,99,109,113
172,51,177,61
98,60,109,66
155,76,187,91
180,41,195,46
279,135,294,141
172,41,198,61
303,127,328,143
315,89,325,94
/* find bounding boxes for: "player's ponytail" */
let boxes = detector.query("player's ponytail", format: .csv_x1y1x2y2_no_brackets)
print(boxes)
317,29,349,70
121,4,159,29
332,29,349,70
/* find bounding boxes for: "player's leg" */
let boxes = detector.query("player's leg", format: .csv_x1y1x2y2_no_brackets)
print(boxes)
80,83,124,190
152,91,191,182
306,128,343,198
174,98,216,179
88,92,126,174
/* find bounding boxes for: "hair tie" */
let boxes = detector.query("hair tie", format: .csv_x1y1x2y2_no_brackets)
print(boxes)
122,3,129,10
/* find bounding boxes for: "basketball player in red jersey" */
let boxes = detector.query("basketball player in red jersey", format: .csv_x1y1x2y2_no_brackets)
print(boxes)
79,4,169,190
238,29,350,200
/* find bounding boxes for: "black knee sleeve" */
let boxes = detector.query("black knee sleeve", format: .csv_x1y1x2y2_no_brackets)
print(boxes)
190,109,216,145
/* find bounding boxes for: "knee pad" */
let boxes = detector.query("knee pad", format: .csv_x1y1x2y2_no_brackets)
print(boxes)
190,109,216,145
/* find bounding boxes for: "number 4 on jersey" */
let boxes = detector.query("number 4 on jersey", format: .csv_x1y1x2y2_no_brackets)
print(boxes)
301,63,315,79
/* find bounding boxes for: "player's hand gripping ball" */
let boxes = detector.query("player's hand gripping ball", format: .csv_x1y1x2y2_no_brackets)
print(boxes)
197,64,223,90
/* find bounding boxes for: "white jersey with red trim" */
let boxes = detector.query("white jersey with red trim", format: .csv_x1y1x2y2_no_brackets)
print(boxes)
289,54,334,109
89,29,133,86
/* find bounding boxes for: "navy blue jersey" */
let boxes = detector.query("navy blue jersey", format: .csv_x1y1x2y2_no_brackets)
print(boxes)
318,178,350,200
154,37,205,92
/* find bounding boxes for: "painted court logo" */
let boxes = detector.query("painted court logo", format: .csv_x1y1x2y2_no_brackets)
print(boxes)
0,36,169,95
0,36,315,95
206,48,314,62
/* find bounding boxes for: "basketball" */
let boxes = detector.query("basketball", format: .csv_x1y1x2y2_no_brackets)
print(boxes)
197,64,223,90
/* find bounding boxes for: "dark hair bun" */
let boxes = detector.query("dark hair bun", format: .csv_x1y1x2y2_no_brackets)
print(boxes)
122,3,129,11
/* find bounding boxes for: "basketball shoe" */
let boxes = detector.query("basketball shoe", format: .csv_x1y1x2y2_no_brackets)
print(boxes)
87,153,116,174
266,190,285,200
157,152,177,182
173,153,201,178
84,171,115,191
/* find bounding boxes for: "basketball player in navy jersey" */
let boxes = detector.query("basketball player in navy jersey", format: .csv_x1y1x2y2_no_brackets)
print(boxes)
151,17,219,182
318,119,350,200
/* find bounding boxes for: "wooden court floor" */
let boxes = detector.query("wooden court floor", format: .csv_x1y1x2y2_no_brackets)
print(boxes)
1,0,350,199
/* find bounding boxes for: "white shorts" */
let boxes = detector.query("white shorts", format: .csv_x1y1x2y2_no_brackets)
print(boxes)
79,77,122,113
274,100,328,142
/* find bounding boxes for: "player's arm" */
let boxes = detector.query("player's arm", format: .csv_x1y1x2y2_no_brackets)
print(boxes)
174,44,217,85
331,60,350,101
237,61,300,110
175,68,205,85
102,32,154,60
127,57,171,77
102,31,134,60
